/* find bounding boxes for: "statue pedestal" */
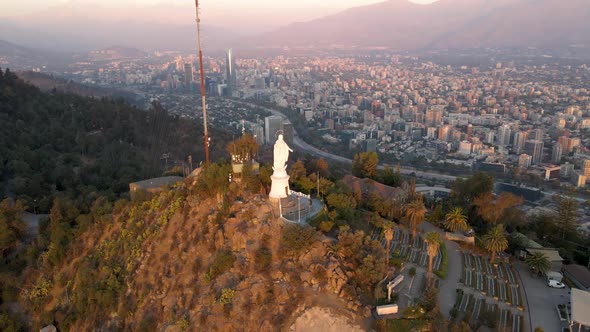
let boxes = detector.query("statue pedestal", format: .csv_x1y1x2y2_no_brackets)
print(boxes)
269,167,290,199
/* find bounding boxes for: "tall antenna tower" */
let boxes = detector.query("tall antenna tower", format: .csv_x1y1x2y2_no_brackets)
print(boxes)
194,0,210,164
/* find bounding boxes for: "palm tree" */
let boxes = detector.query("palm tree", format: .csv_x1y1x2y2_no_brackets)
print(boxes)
383,222,394,266
482,224,508,264
525,251,551,276
425,231,441,287
405,197,426,240
444,207,469,233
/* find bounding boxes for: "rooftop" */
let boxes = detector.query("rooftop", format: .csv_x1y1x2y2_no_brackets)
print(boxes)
564,264,590,289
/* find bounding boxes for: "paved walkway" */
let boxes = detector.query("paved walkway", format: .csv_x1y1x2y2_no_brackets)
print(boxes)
419,222,463,317
514,260,569,332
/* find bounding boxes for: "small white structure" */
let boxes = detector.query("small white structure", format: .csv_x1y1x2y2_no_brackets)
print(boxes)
376,304,398,315
387,275,404,301
269,134,293,200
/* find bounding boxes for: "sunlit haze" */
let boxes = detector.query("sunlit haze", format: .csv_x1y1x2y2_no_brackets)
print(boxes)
1,0,439,23
1,0,439,15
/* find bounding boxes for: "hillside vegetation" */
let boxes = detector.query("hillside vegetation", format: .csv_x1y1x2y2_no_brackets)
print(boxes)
0,68,230,213
16,166,383,331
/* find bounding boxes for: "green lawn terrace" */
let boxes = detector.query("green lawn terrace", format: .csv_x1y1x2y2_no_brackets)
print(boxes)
370,225,443,272
453,289,525,332
461,252,525,311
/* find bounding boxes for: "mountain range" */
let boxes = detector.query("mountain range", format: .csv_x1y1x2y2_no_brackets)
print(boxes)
1,0,589,54
242,0,590,51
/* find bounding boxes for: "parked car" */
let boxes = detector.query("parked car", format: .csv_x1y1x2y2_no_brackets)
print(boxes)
548,279,566,288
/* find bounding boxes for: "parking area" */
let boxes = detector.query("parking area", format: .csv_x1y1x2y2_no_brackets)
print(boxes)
515,260,570,332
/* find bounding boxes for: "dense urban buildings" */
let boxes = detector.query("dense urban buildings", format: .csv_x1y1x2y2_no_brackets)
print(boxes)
18,48,590,191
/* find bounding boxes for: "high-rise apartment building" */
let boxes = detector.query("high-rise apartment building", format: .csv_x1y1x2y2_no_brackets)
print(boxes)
512,131,528,154
425,109,442,127
530,128,544,141
558,136,581,153
226,49,237,94
551,143,563,164
184,63,193,83
497,124,511,146
438,125,450,141
525,139,544,165
264,115,283,145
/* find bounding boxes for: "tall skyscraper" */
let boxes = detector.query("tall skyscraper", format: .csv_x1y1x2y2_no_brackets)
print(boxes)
264,115,283,145
226,49,237,94
525,139,544,165
497,124,511,146
184,63,193,83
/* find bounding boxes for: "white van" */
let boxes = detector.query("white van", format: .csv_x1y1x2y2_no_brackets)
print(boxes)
547,279,566,288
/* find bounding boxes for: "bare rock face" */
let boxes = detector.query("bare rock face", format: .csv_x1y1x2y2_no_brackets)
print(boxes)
274,283,291,304
299,241,327,266
326,262,348,295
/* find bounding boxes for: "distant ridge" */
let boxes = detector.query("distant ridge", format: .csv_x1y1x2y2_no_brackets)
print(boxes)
241,0,590,51
0,39,65,68
86,45,148,60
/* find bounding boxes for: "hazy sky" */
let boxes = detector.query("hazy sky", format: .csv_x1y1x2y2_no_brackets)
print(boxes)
0,0,440,37
1,0,439,16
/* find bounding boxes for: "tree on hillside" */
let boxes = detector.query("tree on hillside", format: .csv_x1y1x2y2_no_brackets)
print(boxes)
289,159,307,182
404,196,426,240
483,224,508,264
326,193,357,212
444,207,469,233
337,230,387,292
195,163,231,203
428,204,444,226
425,231,441,287
0,199,26,256
473,192,523,224
368,192,385,215
259,165,273,194
315,158,329,177
316,177,334,199
297,176,315,195
47,197,80,265
379,165,401,187
553,193,579,240
450,172,494,207
226,134,258,164
525,251,550,276
383,222,395,267
352,151,378,179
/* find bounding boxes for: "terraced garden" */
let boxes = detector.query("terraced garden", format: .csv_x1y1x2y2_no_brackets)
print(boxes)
452,289,525,332
461,252,524,310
